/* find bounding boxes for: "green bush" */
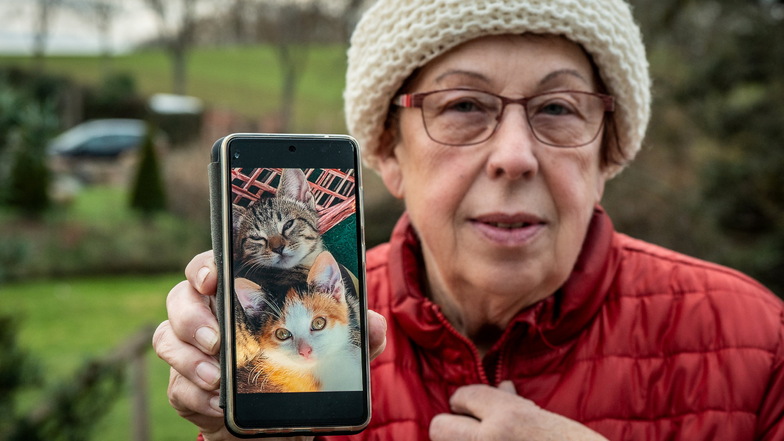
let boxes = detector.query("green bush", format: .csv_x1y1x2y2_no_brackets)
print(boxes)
0,187,209,282
0,313,141,441
0,315,41,438
129,125,167,216
84,72,146,120
4,100,58,215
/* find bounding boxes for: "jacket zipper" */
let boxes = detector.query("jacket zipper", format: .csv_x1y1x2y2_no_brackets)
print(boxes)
431,304,491,385
494,338,510,386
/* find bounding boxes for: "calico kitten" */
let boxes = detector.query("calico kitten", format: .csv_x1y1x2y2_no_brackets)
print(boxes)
234,251,361,393
233,168,323,275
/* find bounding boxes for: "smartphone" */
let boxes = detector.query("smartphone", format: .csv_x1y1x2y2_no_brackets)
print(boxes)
209,133,370,437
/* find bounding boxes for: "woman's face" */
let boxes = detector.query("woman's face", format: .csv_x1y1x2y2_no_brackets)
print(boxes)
378,34,609,304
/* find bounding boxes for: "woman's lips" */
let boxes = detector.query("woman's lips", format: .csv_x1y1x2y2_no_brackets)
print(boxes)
470,213,547,245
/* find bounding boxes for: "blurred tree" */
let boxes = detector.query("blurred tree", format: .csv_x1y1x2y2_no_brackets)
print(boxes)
70,0,124,75
0,315,41,439
0,84,21,189
4,99,58,216
142,0,203,95
232,0,370,131
686,2,784,294
617,0,784,294
84,71,146,120
32,0,63,72
130,125,167,216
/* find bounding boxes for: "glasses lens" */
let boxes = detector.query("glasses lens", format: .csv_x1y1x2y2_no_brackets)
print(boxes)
421,90,500,146
526,92,607,147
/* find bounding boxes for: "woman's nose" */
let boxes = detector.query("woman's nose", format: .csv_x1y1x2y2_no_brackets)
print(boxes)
485,105,539,180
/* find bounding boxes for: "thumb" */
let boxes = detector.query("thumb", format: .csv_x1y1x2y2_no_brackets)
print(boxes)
498,380,516,394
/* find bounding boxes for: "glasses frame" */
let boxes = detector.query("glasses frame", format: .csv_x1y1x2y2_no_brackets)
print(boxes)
393,88,616,148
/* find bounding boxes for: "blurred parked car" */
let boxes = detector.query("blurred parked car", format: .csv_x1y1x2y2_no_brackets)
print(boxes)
47,118,164,187
47,118,148,158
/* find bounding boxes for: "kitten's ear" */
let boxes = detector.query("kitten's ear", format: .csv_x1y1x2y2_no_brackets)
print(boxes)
308,251,345,304
234,277,266,316
232,204,248,230
278,169,316,209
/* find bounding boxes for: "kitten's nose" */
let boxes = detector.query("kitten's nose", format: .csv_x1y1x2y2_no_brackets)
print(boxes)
268,236,286,255
298,340,313,359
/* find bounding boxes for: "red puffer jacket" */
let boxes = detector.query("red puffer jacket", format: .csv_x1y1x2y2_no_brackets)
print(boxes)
323,207,784,440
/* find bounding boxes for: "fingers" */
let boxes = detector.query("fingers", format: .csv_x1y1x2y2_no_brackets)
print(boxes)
153,320,221,391
429,413,479,441
166,279,221,355
367,310,387,360
448,383,523,421
185,250,218,296
497,380,517,394
168,367,223,419
167,368,240,441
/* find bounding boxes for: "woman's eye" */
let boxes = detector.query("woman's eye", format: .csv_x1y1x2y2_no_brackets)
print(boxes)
447,100,480,112
311,317,326,331
536,101,576,116
442,97,493,114
274,328,291,340
539,103,571,115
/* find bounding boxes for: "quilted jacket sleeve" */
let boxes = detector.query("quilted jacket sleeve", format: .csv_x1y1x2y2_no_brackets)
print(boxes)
756,309,784,440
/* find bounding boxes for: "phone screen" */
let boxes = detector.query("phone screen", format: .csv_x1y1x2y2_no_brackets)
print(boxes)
216,134,370,435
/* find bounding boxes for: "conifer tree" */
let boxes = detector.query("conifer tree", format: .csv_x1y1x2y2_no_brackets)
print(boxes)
129,124,167,215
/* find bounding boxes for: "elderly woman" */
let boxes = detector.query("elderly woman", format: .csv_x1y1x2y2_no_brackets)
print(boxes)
153,0,784,439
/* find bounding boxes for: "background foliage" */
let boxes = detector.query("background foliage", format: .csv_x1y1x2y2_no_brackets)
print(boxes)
603,0,784,294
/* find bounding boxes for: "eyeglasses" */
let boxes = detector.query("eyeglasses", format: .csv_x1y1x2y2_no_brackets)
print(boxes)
394,88,615,148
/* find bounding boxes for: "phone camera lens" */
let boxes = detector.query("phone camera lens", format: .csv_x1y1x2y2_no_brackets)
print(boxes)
233,151,240,159
288,145,297,153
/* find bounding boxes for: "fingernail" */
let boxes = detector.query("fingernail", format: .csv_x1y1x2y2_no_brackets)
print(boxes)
379,313,388,331
196,266,210,291
196,361,221,386
209,394,223,414
195,326,219,353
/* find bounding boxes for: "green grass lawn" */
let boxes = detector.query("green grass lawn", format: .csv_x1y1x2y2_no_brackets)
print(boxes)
0,182,211,440
1,273,198,441
0,44,350,133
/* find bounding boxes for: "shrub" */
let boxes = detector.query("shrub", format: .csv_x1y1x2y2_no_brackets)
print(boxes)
129,125,167,215
83,72,146,120
4,99,58,215
0,314,144,441
0,315,41,438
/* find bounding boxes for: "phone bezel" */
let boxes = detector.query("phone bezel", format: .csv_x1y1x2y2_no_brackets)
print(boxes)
216,133,371,437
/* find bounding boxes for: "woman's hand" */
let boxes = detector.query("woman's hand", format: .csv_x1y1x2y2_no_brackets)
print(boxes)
430,382,609,441
152,250,388,441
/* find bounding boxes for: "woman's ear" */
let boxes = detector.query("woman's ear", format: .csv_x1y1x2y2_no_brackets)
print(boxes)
594,173,606,204
375,129,405,199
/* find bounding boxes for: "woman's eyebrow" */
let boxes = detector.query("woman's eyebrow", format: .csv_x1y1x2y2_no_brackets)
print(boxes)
434,69,492,85
538,69,591,86
434,68,590,88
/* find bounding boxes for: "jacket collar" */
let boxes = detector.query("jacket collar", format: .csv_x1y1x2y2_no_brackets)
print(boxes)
387,206,619,352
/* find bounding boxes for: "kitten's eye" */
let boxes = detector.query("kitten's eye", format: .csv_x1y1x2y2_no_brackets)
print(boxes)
311,317,326,331
282,219,295,234
248,235,267,245
274,328,291,341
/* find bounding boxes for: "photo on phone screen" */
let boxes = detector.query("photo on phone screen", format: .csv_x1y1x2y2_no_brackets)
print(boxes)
212,134,370,434
230,167,362,394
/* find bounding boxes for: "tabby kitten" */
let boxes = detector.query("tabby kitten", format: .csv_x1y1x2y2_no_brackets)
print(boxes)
234,251,361,393
233,168,323,275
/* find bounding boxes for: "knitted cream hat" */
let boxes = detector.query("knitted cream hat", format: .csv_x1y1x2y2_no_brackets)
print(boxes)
344,0,650,178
